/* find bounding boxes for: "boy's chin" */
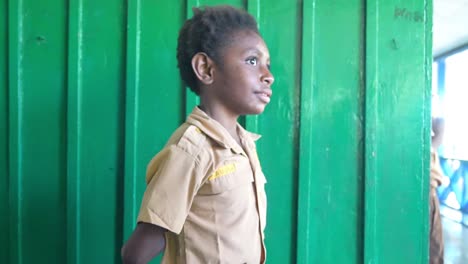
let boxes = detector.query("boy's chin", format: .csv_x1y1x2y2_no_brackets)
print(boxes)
246,106,267,115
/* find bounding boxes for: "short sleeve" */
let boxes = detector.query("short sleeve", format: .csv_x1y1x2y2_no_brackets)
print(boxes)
137,145,204,234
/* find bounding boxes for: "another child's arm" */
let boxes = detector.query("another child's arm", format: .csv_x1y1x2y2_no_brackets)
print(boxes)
121,222,167,264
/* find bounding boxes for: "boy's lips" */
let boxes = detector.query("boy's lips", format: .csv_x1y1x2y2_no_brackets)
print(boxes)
255,89,272,103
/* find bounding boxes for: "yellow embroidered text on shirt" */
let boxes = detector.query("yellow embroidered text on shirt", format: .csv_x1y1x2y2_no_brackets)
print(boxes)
208,163,236,181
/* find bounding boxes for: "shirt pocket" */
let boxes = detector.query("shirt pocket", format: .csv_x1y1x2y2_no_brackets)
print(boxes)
198,159,254,195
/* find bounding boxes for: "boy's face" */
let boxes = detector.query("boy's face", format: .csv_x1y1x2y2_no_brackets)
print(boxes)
209,30,274,116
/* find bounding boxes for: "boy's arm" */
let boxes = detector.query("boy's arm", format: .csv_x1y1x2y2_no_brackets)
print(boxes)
121,222,167,264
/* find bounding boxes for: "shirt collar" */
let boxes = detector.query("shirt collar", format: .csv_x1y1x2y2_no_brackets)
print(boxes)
186,107,261,152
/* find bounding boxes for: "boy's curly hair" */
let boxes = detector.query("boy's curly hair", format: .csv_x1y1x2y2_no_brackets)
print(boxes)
176,5,259,95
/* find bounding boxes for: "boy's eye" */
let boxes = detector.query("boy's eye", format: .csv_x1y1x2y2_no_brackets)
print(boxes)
246,57,258,66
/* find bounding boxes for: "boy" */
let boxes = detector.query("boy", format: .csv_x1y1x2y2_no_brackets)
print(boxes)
429,117,445,264
121,5,274,264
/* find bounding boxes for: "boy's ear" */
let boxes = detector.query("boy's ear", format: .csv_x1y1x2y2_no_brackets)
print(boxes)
191,52,215,85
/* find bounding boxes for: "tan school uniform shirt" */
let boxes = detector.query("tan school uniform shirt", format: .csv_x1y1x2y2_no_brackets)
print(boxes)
430,147,444,188
137,107,267,264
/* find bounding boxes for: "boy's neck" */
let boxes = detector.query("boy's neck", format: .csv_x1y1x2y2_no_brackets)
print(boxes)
198,104,241,144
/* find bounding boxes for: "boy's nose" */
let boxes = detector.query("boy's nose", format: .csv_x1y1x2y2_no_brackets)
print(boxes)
261,69,274,86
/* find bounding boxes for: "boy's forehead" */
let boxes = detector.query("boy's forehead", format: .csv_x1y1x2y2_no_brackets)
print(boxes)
228,31,270,56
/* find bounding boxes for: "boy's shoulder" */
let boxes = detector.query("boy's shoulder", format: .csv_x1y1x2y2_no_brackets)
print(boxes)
145,122,213,183
161,122,215,162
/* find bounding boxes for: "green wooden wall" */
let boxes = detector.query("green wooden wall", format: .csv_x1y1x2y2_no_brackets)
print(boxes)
0,0,432,263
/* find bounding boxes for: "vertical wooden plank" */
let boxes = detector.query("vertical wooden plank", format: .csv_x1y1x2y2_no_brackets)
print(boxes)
67,0,127,263
66,0,83,263
8,1,22,262
364,0,431,263
297,0,365,263
123,0,141,243
296,0,315,262
251,1,301,263
123,1,186,263
0,0,9,263
8,0,68,263
423,1,433,262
